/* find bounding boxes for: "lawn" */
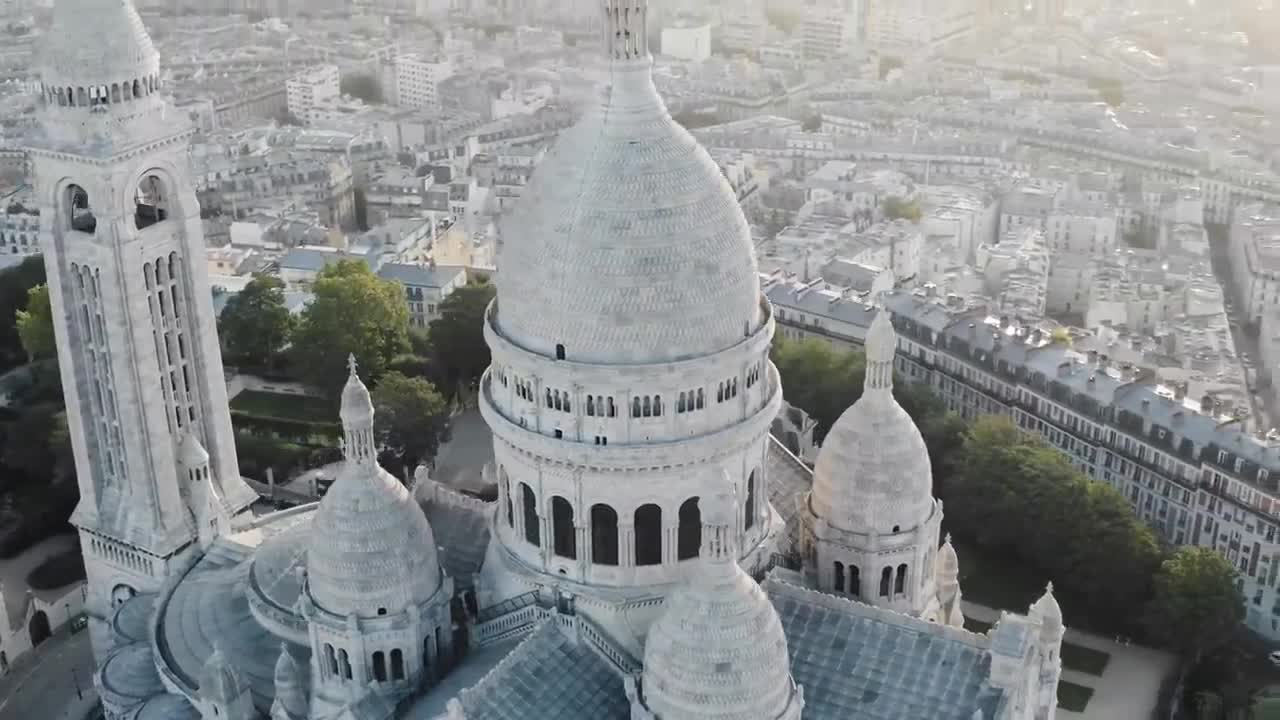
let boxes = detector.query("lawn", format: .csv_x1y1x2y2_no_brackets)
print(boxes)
230,390,336,423
1058,681,1095,712
963,617,1111,677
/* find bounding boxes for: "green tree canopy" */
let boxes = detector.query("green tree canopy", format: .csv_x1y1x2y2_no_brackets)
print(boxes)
15,284,56,361
371,371,451,471
291,261,410,397
426,281,495,401
0,256,46,372
1143,547,1244,659
883,196,923,222
218,275,295,370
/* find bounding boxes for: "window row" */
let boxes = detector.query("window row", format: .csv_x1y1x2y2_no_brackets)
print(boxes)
717,378,739,403
832,561,909,598
586,395,617,418
545,388,571,413
630,395,663,418
42,74,161,109
746,362,763,389
676,389,706,414
504,472,759,565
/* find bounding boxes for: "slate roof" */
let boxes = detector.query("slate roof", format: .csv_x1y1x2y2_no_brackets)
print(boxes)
157,539,311,713
765,435,814,553
377,263,467,289
765,578,1007,720
420,493,491,590
458,622,630,720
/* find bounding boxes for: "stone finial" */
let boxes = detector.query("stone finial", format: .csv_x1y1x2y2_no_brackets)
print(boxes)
864,309,896,392
602,0,650,61
346,352,358,376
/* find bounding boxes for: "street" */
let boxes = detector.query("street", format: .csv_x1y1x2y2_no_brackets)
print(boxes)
0,625,98,720
1208,225,1275,432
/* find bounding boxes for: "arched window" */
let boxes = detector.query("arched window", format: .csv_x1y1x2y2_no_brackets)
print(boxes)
521,484,540,546
653,395,662,417
390,649,404,681
551,496,576,559
607,397,616,417
590,504,619,566
849,565,861,597
696,389,705,409
135,174,168,229
634,504,662,566
372,651,387,682
423,637,431,676
879,567,892,597
642,396,651,417
587,396,595,417
66,184,96,234
338,649,352,679
677,392,686,413
895,564,908,595
325,644,338,676
834,561,845,593
677,497,701,561
503,474,513,528
732,378,738,397
132,79,141,98
546,388,553,408
717,383,724,403
744,470,756,531
76,86,86,106
553,390,562,411
632,397,641,418
555,343,565,360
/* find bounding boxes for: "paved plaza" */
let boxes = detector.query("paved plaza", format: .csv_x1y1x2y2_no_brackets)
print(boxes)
0,625,97,720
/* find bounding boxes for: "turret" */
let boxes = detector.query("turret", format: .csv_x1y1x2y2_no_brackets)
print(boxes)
935,534,964,628
196,647,254,720
271,643,310,720
340,354,377,466
1029,583,1064,720
180,432,227,550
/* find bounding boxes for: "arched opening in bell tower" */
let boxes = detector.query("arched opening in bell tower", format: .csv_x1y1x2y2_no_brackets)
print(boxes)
65,185,96,234
677,497,701,561
135,174,169,229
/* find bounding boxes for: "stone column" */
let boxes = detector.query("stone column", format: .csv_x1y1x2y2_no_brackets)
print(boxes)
619,521,635,568
575,523,589,581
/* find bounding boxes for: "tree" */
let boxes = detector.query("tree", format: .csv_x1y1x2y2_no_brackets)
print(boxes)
426,282,496,402
340,74,382,104
218,275,295,370
371,371,451,471
291,261,410,397
15,284,55,361
883,196,922,222
1144,547,1245,659
0,256,46,372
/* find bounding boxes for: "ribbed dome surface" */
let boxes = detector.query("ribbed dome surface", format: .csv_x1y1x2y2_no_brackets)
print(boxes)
810,310,934,534
495,60,761,365
641,474,796,720
306,461,442,617
642,570,795,719
39,0,160,88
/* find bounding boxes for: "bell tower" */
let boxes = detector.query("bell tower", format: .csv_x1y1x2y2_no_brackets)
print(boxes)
27,0,255,655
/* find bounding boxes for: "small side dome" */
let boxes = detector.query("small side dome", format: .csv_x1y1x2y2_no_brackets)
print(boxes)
178,431,209,468
306,419,443,617
936,534,960,581
640,472,800,719
339,354,374,426
809,309,934,534
273,643,309,718
197,647,246,706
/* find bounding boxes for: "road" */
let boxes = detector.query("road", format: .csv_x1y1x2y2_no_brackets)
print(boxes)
1208,225,1275,431
0,626,99,720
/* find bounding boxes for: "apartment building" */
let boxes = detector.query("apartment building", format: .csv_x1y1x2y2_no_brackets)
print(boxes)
285,64,341,126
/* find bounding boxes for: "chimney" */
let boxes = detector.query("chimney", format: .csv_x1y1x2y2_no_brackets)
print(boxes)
1141,398,1151,413
1174,382,1187,401
1201,394,1214,414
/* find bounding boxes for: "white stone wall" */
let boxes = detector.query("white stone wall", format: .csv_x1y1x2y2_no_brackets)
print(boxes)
481,301,783,593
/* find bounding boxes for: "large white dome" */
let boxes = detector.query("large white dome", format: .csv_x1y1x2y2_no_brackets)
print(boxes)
494,56,761,365
810,310,934,534
39,0,160,91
